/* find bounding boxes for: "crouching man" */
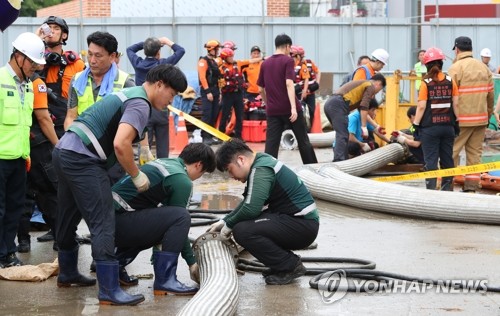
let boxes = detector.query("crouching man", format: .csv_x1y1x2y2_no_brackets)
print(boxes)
112,143,216,295
209,139,319,285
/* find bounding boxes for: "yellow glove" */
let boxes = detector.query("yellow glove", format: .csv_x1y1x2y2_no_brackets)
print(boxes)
139,147,155,165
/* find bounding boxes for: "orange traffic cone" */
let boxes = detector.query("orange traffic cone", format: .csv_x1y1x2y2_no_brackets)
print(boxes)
310,101,322,133
168,114,176,153
170,114,189,155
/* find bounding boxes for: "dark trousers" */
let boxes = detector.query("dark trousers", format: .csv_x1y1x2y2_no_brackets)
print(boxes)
303,94,316,132
265,112,318,164
324,95,349,161
147,108,169,158
52,148,115,260
219,91,244,138
0,158,26,257
25,142,58,232
114,206,190,266
200,88,220,140
232,212,319,272
420,125,455,191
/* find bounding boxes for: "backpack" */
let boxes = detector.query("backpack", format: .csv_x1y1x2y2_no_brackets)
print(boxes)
340,64,371,87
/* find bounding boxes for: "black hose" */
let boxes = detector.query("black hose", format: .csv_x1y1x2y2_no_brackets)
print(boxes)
237,257,376,276
237,256,500,293
188,208,232,214
309,268,500,293
189,213,220,226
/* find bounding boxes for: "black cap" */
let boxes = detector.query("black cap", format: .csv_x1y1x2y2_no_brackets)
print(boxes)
452,36,472,51
250,45,261,53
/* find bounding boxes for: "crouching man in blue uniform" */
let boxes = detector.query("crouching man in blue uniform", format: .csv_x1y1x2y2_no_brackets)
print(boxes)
210,139,319,285
112,143,216,295
52,64,187,306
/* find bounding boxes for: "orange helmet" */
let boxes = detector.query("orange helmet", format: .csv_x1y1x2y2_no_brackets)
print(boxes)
204,40,221,51
290,45,304,57
423,47,445,65
222,40,237,50
220,47,234,59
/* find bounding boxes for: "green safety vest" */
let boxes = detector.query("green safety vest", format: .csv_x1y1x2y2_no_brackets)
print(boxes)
0,67,33,160
74,69,130,114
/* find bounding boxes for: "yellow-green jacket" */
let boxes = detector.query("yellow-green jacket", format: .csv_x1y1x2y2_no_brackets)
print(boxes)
74,69,130,114
0,66,33,159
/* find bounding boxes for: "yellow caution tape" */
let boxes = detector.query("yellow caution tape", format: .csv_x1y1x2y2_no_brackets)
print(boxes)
372,161,500,182
167,105,231,142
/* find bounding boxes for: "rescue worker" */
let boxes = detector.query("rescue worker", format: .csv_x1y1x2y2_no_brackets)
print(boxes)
218,47,262,139
0,32,45,268
34,16,85,244
53,64,187,305
257,34,317,164
347,99,390,158
112,143,216,293
324,73,386,161
222,40,237,51
242,45,263,101
352,48,389,81
290,45,321,132
198,39,222,145
412,47,459,191
17,70,60,253
479,48,498,74
127,36,185,159
210,139,319,285
64,31,138,184
392,107,425,164
448,36,494,193
36,16,85,138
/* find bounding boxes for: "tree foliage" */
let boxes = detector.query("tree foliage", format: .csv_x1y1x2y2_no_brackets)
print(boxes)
20,0,73,17
290,0,310,17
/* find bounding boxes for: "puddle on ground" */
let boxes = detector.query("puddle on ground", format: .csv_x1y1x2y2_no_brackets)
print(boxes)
190,193,242,211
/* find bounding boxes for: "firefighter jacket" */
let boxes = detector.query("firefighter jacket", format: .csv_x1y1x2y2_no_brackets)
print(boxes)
448,51,494,127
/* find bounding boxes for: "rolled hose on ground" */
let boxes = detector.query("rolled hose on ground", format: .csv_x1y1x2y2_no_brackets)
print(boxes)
309,268,500,293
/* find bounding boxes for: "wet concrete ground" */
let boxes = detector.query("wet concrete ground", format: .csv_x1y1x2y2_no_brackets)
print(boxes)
1,144,499,315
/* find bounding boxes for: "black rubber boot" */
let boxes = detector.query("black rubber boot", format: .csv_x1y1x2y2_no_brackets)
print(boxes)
119,266,139,286
153,251,198,296
57,246,96,287
95,260,144,305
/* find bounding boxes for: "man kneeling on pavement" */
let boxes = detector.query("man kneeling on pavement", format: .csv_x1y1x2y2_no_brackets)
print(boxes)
209,139,319,285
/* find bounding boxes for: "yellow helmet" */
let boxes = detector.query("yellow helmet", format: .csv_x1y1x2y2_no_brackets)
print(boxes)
204,40,221,51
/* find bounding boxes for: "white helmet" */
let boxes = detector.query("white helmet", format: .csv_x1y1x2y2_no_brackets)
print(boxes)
12,32,46,65
480,48,492,58
371,48,389,65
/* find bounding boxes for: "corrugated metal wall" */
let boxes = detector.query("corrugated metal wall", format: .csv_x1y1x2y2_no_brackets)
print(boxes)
1,17,498,92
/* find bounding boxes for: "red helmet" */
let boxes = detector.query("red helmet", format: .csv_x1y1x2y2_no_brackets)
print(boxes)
220,47,234,59
290,45,305,57
222,40,237,50
204,40,221,51
423,47,445,65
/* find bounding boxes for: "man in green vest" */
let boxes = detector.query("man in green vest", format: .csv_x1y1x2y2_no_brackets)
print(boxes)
209,139,319,285
52,64,187,305
414,49,427,93
0,32,45,268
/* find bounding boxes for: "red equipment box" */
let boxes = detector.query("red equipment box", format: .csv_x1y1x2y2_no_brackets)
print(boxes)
242,120,266,142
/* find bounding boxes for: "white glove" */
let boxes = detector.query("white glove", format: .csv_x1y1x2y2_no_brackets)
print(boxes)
396,135,407,144
207,219,225,233
361,143,371,153
132,171,150,192
361,126,368,139
139,147,155,165
220,224,233,240
189,263,200,283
